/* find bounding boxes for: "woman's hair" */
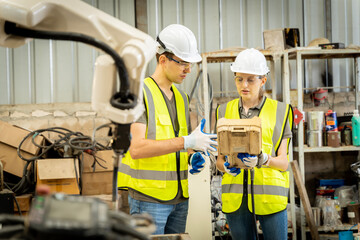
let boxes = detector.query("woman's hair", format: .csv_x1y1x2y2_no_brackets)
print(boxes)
258,76,266,99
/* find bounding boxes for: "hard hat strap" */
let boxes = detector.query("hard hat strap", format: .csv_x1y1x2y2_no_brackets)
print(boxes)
156,36,167,50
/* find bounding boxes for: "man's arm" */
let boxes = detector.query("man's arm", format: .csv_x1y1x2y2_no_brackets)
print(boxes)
129,122,185,159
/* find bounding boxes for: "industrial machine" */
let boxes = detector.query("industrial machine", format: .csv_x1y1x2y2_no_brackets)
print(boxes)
0,0,156,205
0,0,156,238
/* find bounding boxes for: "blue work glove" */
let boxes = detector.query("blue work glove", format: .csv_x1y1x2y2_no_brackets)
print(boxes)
189,152,206,175
237,152,269,168
224,156,241,177
183,119,218,156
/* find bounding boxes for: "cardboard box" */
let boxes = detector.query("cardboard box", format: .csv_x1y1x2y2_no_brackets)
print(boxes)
0,121,44,177
37,158,80,195
217,117,262,167
14,193,33,215
263,28,300,50
81,150,114,195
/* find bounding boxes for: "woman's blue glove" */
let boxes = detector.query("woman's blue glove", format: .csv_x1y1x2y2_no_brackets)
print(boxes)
189,152,206,175
237,153,258,168
224,157,241,177
237,152,269,168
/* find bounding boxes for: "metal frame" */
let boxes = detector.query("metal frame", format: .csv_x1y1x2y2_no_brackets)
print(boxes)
284,47,360,240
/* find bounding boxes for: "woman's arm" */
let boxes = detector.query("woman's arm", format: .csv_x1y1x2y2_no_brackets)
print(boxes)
266,139,289,171
216,154,226,172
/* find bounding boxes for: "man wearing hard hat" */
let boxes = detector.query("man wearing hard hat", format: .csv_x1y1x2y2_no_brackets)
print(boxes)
118,24,217,235
216,48,293,240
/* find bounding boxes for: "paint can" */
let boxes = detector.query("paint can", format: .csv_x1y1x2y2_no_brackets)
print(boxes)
307,111,324,131
325,110,338,131
342,127,352,146
307,130,322,147
327,131,341,147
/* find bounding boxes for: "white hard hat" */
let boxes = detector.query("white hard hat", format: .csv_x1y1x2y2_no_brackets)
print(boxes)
156,24,202,63
230,48,269,75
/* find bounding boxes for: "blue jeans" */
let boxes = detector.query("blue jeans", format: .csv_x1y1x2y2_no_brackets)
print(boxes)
226,195,288,240
128,195,189,235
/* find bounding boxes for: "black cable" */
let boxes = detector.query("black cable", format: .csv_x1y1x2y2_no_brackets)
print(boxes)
17,127,108,162
4,181,22,216
8,161,35,196
250,169,259,240
4,21,135,110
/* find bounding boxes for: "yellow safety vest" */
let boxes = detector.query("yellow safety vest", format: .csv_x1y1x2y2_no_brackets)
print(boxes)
217,97,293,215
118,77,190,201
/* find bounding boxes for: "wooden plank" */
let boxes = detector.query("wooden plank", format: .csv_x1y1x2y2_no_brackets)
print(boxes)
291,160,319,240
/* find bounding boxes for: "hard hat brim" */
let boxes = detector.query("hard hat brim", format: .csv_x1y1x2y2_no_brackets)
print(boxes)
230,65,269,75
180,53,202,63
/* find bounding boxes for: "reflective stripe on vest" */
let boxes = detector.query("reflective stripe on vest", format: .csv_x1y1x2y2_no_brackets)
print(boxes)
218,97,292,214
118,77,189,201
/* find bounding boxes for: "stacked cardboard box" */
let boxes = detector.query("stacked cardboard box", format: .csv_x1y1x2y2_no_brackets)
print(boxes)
81,150,113,195
0,121,44,177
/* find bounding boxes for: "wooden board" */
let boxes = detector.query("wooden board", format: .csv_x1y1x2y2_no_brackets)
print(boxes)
290,160,319,240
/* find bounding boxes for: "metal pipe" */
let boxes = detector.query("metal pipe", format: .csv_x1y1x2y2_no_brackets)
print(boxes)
218,0,223,97
49,40,55,103
197,0,201,53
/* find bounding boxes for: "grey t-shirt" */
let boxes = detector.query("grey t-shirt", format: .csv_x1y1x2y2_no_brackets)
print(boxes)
129,85,191,204
216,96,292,139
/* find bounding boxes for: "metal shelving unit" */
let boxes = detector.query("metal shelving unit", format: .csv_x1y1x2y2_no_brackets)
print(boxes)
283,47,360,240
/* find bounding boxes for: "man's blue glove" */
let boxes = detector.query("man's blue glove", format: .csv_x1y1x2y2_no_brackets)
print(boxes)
189,152,206,175
183,119,218,156
237,152,269,168
224,156,241,177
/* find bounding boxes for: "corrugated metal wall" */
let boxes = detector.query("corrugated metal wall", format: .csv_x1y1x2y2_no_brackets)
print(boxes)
0,0,359,105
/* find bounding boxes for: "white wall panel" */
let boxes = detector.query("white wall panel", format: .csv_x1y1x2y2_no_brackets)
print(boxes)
34,40,52,103
0,48,9,104
13,45,31,104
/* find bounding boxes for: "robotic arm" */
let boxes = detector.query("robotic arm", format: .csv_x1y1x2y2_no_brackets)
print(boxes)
0,0,156,124
0,0,157,209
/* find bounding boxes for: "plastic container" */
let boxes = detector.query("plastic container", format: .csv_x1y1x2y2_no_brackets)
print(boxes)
217,117,262,156
352,109,360,146
347,202,360,225
339,230,354,240
334,196,342,222
334,197,341,211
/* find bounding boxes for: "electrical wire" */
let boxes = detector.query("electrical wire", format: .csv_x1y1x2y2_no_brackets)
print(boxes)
3,181,22,216
4,126,111,196
4,21,135,111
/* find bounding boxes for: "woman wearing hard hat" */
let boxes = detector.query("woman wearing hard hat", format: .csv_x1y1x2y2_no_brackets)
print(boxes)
215,48,293,240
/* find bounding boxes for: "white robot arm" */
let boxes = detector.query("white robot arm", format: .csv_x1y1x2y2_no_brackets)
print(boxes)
0,0,157,209
0,0,156,125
